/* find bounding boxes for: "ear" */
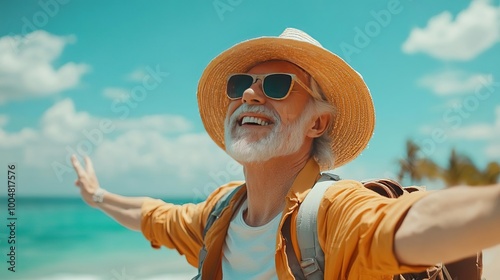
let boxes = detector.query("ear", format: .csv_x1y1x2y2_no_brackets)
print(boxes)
306,113,331,138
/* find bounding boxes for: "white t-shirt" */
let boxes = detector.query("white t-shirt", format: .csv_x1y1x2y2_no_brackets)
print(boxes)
222,199,281,280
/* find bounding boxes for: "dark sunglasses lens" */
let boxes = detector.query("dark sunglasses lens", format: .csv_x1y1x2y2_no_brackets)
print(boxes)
227,75,253,99
264,74,292,99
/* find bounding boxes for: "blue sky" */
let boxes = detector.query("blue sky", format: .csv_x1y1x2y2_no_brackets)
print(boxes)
0,0,499,198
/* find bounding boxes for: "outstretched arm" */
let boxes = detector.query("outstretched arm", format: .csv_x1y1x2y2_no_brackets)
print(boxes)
71,155,149,231
394,184,500,265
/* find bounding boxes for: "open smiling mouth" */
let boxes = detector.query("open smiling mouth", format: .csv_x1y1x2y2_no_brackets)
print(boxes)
238,116,272,126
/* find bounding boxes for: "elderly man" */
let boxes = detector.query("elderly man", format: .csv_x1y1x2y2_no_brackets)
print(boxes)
71,28,498,279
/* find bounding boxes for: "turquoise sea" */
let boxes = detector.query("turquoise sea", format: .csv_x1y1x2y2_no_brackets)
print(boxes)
2,197,500,280
0,197,197,280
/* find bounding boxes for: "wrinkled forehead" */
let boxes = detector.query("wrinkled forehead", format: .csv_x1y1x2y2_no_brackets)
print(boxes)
246,60,310,82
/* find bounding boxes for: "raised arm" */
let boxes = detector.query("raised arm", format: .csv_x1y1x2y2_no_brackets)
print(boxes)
394,184,500,265
71,155,149,231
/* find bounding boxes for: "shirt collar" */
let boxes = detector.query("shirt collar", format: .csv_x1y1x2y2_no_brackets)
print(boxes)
285,158,322,205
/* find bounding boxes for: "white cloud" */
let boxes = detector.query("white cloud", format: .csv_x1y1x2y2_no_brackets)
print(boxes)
88,126,241,198
447,106,500,158
486,143,500,157
0,114,38,148
418,125,435,135
449,105,500,140
93,130,229,178
114,115,193,134
448,124,496,140
0,30,90,103
0,126,38,148
402,0,500,60
418,70,494,96
103,87,130,102
41,99,93,143
127,67,148,82
1,98,242,197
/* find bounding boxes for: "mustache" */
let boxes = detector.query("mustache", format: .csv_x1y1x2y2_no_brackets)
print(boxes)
227,104,280,125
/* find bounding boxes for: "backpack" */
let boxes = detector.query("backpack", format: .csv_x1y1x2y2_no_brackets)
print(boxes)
193,173,483,280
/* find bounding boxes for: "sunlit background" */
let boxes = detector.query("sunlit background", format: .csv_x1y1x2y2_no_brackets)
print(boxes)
0,0,499,279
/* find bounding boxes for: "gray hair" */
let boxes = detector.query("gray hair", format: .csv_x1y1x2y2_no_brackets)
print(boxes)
308,77,335,169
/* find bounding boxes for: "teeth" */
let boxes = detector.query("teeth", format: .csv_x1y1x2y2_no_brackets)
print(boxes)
241,116,269,126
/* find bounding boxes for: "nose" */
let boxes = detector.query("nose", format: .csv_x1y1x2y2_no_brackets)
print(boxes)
241,79,266,105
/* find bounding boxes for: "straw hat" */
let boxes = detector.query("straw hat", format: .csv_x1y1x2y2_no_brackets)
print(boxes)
197,28,375,169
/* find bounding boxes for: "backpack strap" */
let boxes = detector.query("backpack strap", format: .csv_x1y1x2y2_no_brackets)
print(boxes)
289,176,483,280
361,178,405,198
291,172,340,279
192,184,244,280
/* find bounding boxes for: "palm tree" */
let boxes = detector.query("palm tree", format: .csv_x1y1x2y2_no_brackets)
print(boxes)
397,140,439,185
397,141,500,187
464,161,500,186
397,140,419,183
440,149,479,187
482,162,500,184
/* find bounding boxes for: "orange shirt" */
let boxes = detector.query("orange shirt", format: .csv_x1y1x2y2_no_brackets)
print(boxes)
141,159,429,279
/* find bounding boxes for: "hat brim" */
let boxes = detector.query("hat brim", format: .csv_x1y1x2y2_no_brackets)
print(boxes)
197,36,375,169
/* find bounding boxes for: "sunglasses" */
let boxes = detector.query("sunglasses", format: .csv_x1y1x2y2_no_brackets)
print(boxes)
226,73,318,100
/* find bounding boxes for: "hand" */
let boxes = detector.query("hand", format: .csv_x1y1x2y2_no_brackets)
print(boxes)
71,155,101,208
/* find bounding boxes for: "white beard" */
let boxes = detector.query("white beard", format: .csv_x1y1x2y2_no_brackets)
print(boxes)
224,103,314,163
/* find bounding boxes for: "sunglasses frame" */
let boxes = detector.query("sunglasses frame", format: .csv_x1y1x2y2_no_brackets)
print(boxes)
226,73,320,101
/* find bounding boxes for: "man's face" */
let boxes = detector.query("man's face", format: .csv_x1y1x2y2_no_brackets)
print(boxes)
224,60,316,163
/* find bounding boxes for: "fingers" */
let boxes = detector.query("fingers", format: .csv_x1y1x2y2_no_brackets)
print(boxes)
71,155,85,177
84,156,95,175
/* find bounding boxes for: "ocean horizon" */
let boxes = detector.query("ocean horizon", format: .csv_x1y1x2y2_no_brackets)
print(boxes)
2,197,500,280
0,197,198,280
